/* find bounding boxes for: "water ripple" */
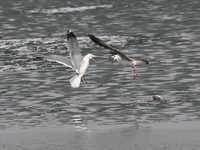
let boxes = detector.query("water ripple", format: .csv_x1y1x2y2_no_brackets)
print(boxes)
27,5,113,14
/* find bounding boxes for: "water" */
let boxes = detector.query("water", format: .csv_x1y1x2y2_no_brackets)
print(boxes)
0,0,200,149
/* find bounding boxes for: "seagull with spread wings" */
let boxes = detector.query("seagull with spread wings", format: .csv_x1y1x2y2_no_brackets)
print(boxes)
41,31,97,88
88,34,149,79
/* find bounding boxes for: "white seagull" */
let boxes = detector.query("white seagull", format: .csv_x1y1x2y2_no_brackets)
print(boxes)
41,31,97,88
88,34,149,79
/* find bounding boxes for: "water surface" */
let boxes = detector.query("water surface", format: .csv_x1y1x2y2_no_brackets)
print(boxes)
0,0,200,149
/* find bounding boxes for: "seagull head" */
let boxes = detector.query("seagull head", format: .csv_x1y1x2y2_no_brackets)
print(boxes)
111,55,121,63
86,54,98,62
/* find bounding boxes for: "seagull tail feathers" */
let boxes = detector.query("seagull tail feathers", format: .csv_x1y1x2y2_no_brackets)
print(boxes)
135,59,149,66
69,75,81,88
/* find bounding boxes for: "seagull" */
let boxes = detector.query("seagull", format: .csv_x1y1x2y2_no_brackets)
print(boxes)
88,34,149,79
40,30,97,88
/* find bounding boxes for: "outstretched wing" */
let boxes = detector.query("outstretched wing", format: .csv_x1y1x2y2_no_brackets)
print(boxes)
88,34,131,61
42,55,75,70
67,30,83,71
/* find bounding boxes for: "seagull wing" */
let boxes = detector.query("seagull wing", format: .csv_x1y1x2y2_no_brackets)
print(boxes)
88,34,131,61
44,55,75,70
67,30,83,71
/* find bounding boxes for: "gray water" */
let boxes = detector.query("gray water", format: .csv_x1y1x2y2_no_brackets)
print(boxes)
0,0,200,149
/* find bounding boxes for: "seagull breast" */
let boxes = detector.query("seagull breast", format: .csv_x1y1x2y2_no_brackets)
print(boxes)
78,55,90,76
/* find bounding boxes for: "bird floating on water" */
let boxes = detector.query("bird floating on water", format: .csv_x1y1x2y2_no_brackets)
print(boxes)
40,30,97,88
88,34,149,79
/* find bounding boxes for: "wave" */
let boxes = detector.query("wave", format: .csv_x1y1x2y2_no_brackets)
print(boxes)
27,5,113,14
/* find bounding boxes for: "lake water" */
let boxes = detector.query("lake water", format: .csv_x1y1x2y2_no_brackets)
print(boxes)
0,0,200,149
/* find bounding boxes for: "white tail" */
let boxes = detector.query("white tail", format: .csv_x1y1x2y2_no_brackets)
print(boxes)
69,75,81,88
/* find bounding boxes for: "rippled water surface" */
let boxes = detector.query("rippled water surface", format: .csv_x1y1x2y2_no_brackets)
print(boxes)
0,0,200,149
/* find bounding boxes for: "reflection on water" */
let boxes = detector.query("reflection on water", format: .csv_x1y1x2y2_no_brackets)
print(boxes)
0,0,200,130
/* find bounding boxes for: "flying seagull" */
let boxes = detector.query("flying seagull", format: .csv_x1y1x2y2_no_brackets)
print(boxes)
40,31,97,88
88,34,149,79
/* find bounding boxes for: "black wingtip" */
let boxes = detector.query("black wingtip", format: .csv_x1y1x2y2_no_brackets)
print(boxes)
88,34,94,38
88,34,105,47
88,34,97,42
67,30,76,40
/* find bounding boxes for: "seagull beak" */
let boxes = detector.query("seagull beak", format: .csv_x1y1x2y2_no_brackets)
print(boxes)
92,55,98,62
110,55,115,63
112,58,115,63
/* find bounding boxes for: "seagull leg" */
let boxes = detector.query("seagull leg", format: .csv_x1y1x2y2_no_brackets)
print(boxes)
133,66,138,79
81,77,84,84
85,78,88,84
135,68,138,77
82,76,88,84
